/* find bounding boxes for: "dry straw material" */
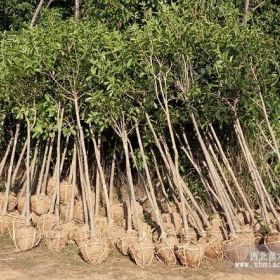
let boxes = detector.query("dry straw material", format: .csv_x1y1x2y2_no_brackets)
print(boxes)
175,241,204,268
0,192,17,212
128,237,155,268
117,230,138,256
79,236,109,265
155,236,178,265
45,225,69,252
31,194,50,215
13,225,41,252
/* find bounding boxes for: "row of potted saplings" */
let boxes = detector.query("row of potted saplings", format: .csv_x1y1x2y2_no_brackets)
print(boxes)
0,177,279,268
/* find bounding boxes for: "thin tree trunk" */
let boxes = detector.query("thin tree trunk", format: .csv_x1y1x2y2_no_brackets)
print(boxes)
36,140,49,194
46,0,55,8
60,135,69,177
75,0,80,19
51,107,63,222
11,139,28,187
209,125,254,222
135,124,165,236
69,143,77,221
114,121,143,238
74,93,95,234
151,149,171,211
92,135,112,225
0,137,13,179
2,125,20,213
191,113,237,237
243,0,250,26
180,132,218,213
23,119,31,223
30,141,39,194
41,137,54,194
234,118,271,225
94,167,100,216
108,151,116,204
77,141,89,226
30,0,45,28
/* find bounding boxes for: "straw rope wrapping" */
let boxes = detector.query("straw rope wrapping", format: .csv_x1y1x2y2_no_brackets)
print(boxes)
128,237,155,268
116,230,138,255
204,231,224,259
8,217,25,239
73,224,91,246
155,237,177,265
175,241,204,268
13,225,41,252
37,213,56,236
45,225,68,251
31,194,50,215
205,223,224,259
73,201,84,223
0,213,20,235
59,181,76,205
80,237,109,265
0,193,17,212
111,203,125,226
106,224,125,247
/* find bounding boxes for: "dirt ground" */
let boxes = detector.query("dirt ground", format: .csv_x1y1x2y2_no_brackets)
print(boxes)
0,235,279,280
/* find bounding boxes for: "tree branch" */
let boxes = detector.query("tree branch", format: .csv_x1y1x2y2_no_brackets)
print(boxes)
30,0,45,28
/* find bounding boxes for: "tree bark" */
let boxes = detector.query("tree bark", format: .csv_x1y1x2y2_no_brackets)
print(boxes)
243,0,250,26
30,0,45,28
75,0,80,19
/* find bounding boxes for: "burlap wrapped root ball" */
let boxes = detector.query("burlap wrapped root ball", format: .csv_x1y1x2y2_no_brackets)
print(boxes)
111,203,125,226
73,200,84,223
8,216,26,239
46,177,56,196
128,237,155,268
17,195,25,214
153,214,177,241
0,212,20,235
0,192,17,212
133,202,145,221
31,194,50,215
175,241,205,268
153,221,176,242
79,236,109,265
35,213,56,236
117,230,138,256
30,212,40,226
61,221,79,244
204,235,224,259
73,224,91,246
13,225,41,252
223,231,257,262
60,204,71,222
264,232,280,254
59,180,78,205
95,216,108,233
45,225,69,252
155,235,179,265
169,212,183,236
177,228,198,243
204,225,224,259
106,224,125,248
132,219,153,240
